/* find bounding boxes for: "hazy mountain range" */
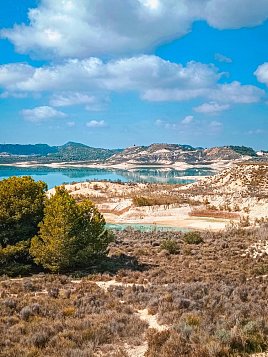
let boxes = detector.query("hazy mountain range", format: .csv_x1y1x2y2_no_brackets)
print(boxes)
0,142,264,165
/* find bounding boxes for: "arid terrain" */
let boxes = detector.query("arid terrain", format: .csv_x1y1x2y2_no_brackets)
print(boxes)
1,163,267,356
0,225,267,356
49,163,268,231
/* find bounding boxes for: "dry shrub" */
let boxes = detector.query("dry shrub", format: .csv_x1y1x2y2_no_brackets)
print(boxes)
189,209,239,219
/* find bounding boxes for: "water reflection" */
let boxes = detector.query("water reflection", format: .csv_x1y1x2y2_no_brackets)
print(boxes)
0,166,214,188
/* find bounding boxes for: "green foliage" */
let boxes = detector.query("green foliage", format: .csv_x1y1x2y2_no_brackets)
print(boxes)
53,142,122,162
183,231,203,244
0,143,57,156
0,240,33,276
160,238,180,254
0,176,47,248
0,142,122,163
132,196,153,206
228,145,257,157
30,187,113,272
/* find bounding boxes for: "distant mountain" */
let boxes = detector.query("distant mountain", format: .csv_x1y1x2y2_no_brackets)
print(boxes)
0,144,57,156
0,142,122,163
51,142,122,162
107,144,257,165
0,142,258,165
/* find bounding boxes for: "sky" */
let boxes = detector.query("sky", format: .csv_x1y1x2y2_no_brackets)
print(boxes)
0,0,268,149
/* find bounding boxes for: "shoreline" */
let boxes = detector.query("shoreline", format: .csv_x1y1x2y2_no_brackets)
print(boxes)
0,160,232,171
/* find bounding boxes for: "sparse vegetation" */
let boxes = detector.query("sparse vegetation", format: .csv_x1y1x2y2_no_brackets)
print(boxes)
183,231,203,244
160,238,180,254
0,224,267,356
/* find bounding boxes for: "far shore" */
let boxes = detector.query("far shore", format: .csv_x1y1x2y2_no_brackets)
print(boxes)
0,159,233,171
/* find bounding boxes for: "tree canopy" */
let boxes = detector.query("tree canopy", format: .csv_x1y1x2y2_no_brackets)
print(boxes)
30,187,113,272
0,177,112,275
0,176,47,248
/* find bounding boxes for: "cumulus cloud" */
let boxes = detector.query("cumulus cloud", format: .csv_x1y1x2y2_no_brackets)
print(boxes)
203,0,268,29
214,53,232,63
194,102,230,114
209,82,264,104
0,55,220,95
181,115,194,124
1,0,268,59
50,92,98,107
255,62,268,86
21,106,66,122
86,120,106,128
0,56,264,105
155,116,222,135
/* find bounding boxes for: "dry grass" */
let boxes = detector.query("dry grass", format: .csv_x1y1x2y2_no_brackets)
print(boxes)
0,225,267,356
189,208,240,219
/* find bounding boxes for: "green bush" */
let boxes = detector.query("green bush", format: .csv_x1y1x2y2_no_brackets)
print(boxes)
160,238,180,254
183,231,203,244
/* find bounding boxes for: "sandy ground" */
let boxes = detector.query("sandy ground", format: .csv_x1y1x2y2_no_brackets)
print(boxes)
48,181,234,231
102,207,229,231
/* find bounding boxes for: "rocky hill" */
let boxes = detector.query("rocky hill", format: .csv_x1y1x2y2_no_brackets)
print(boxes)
0,142,259,166
107,144,256,166
183,163,268,221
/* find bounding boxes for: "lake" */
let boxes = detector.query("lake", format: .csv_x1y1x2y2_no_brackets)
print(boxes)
0,166,214,188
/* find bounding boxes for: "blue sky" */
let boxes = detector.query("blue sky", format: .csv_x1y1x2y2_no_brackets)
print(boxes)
0,0,268,149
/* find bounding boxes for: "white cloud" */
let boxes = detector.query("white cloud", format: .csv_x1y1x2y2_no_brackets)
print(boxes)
181,115,194,124
255,62,268,86
209,82,264,104
203,0,268,29
155,116,223,135
0,55,220,96
194,102,230,114
86,120,106,128
0,56,264,106
50,92,98,107
1,0,268,59
208,120,223,132
0,63,35,87
214,53,232,63
0,91,28,99
155,119,179,129
21,106,66,123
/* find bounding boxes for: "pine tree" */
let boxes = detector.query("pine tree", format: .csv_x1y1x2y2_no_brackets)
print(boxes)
0,176,47,247
73,199,113,264
30,187,113,272
30,187,78,272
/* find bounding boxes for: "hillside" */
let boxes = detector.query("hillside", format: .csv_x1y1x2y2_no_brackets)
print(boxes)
50,142,122,162
0,142,259,166
0,143,58,156
182,163,268,222
107,144,256,166
0,142,122,163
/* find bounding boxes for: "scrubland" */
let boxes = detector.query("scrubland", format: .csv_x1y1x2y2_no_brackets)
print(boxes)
0,224,267,357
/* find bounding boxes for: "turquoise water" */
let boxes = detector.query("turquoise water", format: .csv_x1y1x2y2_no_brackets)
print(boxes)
0,166,214,189
106,223,188,232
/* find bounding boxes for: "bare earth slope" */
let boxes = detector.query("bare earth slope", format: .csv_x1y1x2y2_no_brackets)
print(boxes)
107,144,251,166
183,163,268,223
